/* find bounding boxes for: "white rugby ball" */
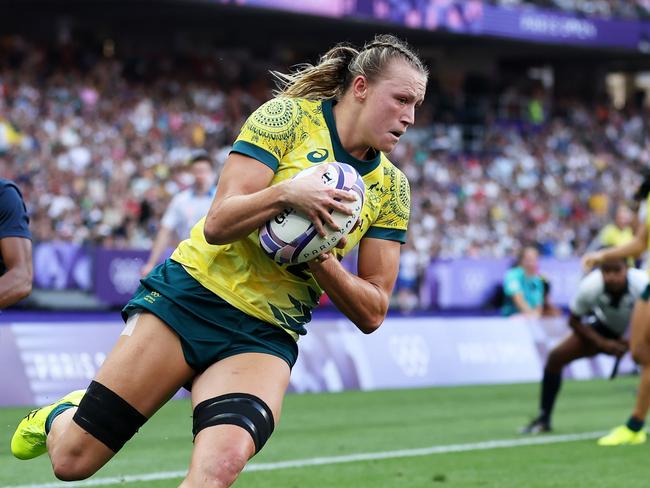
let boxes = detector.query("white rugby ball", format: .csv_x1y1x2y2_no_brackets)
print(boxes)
259,162,365,264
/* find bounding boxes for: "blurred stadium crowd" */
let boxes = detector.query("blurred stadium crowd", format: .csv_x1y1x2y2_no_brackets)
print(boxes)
0,37,646,281
488,0,650,19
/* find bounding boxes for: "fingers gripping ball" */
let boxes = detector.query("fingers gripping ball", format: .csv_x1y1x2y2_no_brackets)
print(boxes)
259,162,365,264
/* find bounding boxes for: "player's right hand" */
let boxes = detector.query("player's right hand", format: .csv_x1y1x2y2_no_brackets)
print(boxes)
598,338,628,357
581,251,604,273
281,165,357,237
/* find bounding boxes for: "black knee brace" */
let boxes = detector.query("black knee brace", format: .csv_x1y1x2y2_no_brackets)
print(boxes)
73,381,147,453
193,393,274,454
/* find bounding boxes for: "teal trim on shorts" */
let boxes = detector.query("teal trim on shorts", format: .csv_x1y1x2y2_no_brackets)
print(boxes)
231,141,279,172
122,259,298,372
642,283,650,302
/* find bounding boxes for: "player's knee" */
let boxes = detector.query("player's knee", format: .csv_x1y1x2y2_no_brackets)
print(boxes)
192,447,249,488
631,343,648,365
193,393,275,455
545,349,565,371
51,448,96,481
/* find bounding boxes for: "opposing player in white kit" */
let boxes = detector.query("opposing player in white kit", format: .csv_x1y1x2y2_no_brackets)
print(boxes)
521,256,648,435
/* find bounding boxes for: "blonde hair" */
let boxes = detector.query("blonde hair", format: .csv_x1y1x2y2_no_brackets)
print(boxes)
271,34,428,100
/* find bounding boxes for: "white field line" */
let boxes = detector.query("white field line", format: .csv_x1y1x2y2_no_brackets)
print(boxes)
3,431,606,488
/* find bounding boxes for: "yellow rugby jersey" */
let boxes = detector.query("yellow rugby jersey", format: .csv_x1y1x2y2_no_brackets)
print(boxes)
171,97,410,339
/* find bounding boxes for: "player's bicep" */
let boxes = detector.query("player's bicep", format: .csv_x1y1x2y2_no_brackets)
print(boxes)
212,153,275,205
0,237,32,277
357,237,401,295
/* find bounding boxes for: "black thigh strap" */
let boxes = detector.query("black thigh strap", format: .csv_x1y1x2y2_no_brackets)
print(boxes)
193,392,275,454
73,380,147,453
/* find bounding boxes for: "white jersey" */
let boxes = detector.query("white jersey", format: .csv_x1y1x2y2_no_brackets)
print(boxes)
570,268,649,335
161,187,215,241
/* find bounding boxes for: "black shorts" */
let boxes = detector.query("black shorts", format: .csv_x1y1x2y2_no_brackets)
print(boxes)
589,318,622,340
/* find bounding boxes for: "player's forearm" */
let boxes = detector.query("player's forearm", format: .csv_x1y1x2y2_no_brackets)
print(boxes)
309,259,388,333
204,182,289,245
569,318,602,346
513,293,533,313
0,268,32,309
146,227,174,265
601,236,645,260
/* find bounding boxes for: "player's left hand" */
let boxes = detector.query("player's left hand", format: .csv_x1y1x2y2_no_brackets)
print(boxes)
309,237,347,266
599,338,628,357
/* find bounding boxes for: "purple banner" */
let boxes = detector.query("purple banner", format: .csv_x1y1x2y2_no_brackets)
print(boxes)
32,242,92,290
0,315,634,406
481,4,641,48
94,248,149,307
0,320,188,407
428,257,582,309
213,0,650,50
30,241,584,311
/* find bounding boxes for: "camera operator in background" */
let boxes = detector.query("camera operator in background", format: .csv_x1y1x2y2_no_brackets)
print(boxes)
501,246,544,318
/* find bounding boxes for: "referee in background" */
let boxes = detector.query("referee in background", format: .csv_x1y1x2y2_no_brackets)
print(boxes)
141,151,217,277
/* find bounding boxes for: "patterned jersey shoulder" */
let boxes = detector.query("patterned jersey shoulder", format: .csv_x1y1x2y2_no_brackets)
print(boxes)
374,156,411,233
232,97,323,171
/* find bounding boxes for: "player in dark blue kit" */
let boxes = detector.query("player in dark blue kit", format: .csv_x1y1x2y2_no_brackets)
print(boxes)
0,179,33,309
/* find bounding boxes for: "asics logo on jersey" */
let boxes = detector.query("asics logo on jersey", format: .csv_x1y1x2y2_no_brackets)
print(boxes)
306,148,329,163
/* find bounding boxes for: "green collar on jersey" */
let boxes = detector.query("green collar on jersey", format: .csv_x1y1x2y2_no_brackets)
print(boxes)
321,99,382,176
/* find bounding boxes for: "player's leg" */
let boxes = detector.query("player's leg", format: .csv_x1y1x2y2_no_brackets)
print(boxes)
598,298,650,446
12,312,194,480
180,353,291,488
629,297,650,424
522,332,595,433
599,297,650,445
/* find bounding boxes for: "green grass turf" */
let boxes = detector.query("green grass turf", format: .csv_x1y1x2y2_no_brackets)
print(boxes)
0,377,645,487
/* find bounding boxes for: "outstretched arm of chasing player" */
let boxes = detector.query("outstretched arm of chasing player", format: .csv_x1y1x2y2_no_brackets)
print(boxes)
0,237,32,309
583,223,648,271
568,313,627,356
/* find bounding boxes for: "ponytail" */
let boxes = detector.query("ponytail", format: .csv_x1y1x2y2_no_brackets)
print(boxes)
271,34,427,101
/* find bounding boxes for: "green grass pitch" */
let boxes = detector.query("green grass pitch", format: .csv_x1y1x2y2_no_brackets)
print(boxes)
0,377,646,487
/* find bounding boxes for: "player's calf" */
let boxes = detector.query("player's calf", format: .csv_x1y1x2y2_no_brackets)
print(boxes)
630,340,650,365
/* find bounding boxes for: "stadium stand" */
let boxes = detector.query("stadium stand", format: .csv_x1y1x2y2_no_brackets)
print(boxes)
3,0,650,310
1,38,645,259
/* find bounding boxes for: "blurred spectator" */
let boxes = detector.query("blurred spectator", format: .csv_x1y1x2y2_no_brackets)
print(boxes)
501,246,545,317
587,204,635,251
141,151,217,277
541,277,562,317
394,240,423,313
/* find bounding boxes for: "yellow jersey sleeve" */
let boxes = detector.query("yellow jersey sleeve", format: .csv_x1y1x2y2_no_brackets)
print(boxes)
364,165,410,243
231,97,305,171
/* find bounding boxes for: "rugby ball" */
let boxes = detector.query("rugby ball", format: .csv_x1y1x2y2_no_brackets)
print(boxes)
259,162,365,264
